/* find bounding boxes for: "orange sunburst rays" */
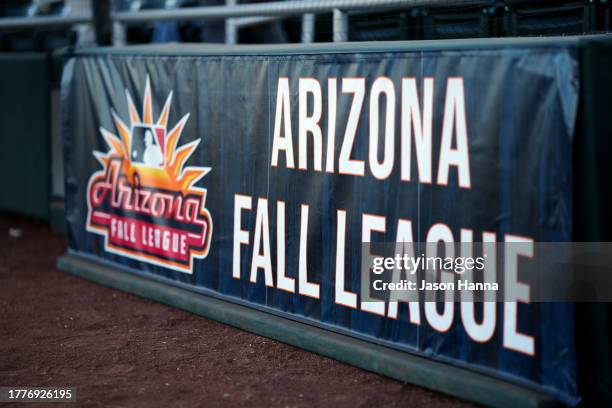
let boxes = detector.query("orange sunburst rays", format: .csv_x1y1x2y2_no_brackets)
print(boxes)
93,77,210,194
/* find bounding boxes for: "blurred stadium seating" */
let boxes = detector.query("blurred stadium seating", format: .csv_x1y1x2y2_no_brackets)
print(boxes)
0,0,77,52
1,1,611,52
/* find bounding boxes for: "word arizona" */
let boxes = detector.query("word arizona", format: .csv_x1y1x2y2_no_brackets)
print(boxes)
271,76,471,188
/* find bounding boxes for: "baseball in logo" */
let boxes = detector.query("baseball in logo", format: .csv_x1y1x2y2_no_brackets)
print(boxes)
86,76,212,273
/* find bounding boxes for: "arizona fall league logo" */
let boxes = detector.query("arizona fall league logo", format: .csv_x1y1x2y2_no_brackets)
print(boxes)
86,76,212,273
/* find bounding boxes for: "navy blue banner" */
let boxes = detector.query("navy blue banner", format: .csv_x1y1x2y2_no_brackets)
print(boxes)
62,44,579,404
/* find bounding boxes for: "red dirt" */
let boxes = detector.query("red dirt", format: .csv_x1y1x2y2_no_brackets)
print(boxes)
0,214,475,408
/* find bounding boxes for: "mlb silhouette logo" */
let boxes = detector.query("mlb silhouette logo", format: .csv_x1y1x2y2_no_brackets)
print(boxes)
130,125,165,167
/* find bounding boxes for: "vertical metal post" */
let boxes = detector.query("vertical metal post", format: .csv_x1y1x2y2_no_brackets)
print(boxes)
112,21,126,46
92,0,112,45
225,0,237,44
66,0,95,47
333,8,348,42
301,13,315,43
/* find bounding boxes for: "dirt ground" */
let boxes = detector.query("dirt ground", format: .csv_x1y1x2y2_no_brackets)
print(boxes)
0,214,474,408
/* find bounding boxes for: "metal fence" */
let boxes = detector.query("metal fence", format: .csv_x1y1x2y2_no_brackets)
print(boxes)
0,0,493,45
0,1,610,46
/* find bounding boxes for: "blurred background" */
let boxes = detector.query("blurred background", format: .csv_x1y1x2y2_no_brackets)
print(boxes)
2,0,611,49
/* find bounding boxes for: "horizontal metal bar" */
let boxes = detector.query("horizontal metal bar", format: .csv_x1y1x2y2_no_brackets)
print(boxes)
234,15,285,28
113,0,482,23
0,14,92,29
